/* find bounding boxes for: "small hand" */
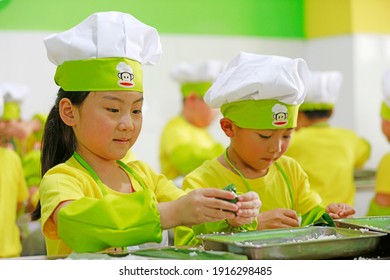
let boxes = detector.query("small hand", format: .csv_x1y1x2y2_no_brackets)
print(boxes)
257,208,300,229
226,191,261,227
326,203,356,219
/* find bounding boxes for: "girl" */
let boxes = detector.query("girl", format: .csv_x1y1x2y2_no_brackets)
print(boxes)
31,12,260,256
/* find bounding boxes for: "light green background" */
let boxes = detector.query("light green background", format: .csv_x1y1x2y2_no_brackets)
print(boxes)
0,0,304,37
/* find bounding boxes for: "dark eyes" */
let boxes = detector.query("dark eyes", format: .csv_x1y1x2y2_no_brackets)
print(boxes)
106,108,142,114
258,134,291,139
106,108,119,113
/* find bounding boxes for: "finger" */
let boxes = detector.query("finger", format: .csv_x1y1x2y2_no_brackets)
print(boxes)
237,191,258,202
235,208,259,218
204,207,236,221
201,188,237,201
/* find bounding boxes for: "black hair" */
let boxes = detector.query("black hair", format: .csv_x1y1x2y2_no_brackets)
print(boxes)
302,109,332,120
31,89,90,221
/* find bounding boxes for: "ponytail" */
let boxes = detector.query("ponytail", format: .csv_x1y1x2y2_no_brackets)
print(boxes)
31,89,90,221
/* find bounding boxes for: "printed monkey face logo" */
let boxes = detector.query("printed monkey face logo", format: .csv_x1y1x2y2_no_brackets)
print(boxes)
116,62,135,88
272,104,288,126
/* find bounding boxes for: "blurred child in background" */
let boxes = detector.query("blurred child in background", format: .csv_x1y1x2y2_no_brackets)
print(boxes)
0,92,29,258
159,61,226,186
285,70,370,207
367,69,390,216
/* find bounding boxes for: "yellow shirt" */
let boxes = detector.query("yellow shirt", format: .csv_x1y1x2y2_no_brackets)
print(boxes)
366,153,390,216
182,156,321,214
39,157,184,256
285,123,370,206
375,153,390,194
175,156,322,246
0,147,29,257
159,116,224,179
121,149,137,163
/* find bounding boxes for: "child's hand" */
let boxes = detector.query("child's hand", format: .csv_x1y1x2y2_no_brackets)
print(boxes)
326,203,356,219
257,209,300,229
226,191,261,227
173,188,241,227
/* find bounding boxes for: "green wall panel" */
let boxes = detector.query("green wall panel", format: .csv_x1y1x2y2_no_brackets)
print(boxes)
0,0,304,38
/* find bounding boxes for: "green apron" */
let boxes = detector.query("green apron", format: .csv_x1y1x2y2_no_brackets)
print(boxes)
57,152,163,253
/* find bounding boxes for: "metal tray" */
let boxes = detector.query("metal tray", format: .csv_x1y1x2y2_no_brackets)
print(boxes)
354,169,376,180
335,216,390,233
198,226,386,259
129,247,248,260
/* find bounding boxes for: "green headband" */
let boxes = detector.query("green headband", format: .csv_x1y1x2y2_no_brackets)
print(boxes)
381,101,390,121
299,102,334,111
55,57,143,92
2,102,20,120
221,99,300,129
181,82,212,98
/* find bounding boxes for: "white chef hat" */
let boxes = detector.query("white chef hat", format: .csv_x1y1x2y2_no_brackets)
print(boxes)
0,82,30,120
381,69,390,121
170,60,226,97
299,70,343,111
44,11,162,92
204,52,308,129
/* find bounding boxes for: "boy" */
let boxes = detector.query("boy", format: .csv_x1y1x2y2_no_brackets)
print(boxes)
175,52,355,246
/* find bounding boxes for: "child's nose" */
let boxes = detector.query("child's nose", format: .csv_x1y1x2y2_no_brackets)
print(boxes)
268,138,282,153
118,114,134,131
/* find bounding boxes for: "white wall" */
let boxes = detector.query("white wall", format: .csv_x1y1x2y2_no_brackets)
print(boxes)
0,32,304,171
1,32,388,173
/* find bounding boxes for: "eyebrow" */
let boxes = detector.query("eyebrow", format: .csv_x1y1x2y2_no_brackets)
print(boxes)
102,95,144,104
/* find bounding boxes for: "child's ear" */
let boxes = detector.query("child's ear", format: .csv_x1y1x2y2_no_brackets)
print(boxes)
59,98,77,126
220,118,234,137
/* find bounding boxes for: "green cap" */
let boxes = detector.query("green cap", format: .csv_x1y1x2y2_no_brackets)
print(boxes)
2,102,20,120
55,58,143,92
221,99,300,129
381,101,390,121
181,82,212,98
299,102,334,111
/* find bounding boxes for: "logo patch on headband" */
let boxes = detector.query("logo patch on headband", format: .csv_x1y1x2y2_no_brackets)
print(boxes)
116,62,135,88
272,104,288,127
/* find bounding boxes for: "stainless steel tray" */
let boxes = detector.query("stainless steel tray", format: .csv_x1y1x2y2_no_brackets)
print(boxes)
354,169,376,180
335,216,390,233
198,226,386,259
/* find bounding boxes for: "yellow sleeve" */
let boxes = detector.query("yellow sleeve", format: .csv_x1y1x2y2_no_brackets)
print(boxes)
170,143,224,175
354,137,371,168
